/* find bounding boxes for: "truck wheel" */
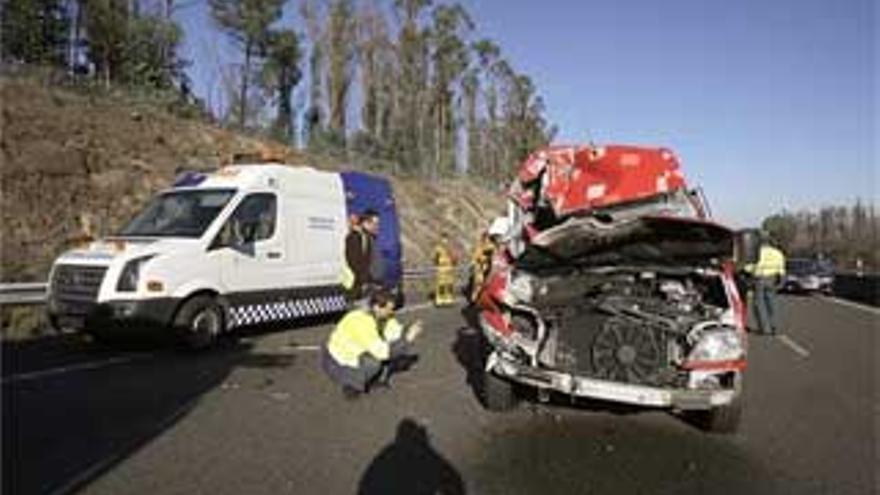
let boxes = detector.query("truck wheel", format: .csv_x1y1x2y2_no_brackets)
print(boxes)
695,396,742,433
482,370,517,412
174,296,224,350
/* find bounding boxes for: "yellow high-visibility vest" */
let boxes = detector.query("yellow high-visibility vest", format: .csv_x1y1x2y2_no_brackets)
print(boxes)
746,246,786,278
327,309,389,367
341,263,355,290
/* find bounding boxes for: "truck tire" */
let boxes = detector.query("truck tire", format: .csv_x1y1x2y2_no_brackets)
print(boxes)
174,295,224,350
696,396,742,433
482,370,517,412
689,376,743,433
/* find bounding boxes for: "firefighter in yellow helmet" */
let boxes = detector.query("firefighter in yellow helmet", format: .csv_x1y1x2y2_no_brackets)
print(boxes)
469,231,496,303
433,232,457,306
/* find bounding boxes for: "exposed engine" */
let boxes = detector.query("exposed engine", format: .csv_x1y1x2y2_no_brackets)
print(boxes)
474,144,748,431
510,268,733,388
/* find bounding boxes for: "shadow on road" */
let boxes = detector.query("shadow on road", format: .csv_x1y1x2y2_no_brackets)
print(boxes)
471,415,781,495
451,305,488,405
2,322,312,495
358,418,466,495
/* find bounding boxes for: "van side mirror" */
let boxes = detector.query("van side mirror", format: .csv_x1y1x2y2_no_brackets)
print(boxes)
734,229,761,266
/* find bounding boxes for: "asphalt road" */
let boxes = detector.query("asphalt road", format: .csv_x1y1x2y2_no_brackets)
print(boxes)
2,296,877,495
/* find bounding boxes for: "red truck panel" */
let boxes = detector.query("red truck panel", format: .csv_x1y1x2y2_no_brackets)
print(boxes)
514,144,688,216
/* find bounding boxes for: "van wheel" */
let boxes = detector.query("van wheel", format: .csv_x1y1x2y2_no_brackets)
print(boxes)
482,370,517,412
175,296,224,350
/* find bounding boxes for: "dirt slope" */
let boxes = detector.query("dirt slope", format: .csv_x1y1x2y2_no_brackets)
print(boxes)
0,77,505,282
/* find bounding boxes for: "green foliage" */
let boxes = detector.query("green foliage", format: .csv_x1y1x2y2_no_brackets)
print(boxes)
82,0,129,82
294,0,555,180
761,213,798,251
121,16,185,88
260,29,303,144
325,0,356,136
209,0,284,129
208,0,283,48
429,3,473,174
1,0,69,65
2,1,186,92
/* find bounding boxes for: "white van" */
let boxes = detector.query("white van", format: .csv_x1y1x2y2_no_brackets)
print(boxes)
46,163,351,347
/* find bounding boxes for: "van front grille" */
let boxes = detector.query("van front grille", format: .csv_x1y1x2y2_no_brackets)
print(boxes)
50,265,107,315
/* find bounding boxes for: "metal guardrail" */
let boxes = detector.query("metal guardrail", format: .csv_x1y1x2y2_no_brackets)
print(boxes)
832,273,879,307
0,266,472,307
0,283,49,306
3,270,877,308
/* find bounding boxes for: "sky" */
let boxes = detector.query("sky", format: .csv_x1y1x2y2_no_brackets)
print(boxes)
175,0,876,228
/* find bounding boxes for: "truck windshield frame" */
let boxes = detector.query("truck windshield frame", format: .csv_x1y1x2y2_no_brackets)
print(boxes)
119,188,237,238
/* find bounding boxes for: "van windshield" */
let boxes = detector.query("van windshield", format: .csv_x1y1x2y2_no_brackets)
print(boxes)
119,189,236,238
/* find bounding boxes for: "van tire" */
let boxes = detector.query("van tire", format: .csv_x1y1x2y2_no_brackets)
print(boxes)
482,370,517,412
174,295,224,350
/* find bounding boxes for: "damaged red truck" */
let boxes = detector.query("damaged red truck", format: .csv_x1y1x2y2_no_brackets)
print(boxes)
476,144,759,433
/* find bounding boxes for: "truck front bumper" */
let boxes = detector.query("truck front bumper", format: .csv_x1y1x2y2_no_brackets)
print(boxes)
489,353,738,411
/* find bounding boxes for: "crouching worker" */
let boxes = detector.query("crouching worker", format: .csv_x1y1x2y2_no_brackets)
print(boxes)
322,289,423,397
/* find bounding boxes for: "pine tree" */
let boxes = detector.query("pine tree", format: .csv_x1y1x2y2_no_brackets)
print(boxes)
261,29,303,144
300,0,325,146
1,0,70,66
393,0,432,173
209,0,284,130
428,3,472,175
324,0,356,141
81,0,129,85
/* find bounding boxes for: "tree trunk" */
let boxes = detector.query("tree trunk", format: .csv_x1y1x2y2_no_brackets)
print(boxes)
240,38,252,130
278,77,293,143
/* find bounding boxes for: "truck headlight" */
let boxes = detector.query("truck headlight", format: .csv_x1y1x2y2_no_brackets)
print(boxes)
116,255,156,292
506,272,534,302
687,329,744,363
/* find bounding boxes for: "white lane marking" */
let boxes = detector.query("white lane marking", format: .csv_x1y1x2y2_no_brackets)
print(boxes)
776,334,811,359
1,354,152,386
289,344,321,352
821,296,880,316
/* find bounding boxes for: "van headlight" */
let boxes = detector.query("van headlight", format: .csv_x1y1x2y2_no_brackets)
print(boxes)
687,329,744,363
117,255,156,292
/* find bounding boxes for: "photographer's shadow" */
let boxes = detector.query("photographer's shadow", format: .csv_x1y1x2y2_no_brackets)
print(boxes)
358,418,465,495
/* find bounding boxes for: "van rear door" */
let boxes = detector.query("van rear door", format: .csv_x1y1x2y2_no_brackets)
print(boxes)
340,171,403,290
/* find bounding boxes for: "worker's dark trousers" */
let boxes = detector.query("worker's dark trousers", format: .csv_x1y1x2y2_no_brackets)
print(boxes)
753,278,777,335
321,341,411,393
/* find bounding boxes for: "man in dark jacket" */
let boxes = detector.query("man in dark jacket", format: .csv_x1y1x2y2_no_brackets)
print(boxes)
345,209,380,300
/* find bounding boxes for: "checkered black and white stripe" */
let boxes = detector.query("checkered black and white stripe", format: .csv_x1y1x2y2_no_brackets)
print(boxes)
227,294,348,328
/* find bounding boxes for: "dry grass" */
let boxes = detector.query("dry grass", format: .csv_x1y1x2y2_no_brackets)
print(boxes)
1,77,506,281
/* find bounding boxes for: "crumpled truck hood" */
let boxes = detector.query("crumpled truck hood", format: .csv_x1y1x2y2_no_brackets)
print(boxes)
516,215,734,270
